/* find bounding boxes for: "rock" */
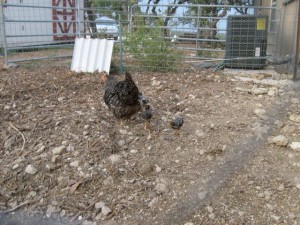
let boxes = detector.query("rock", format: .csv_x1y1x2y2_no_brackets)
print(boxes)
25,164,38,175
51,146,65,155
254,108,266,118
290,142,300,151
207,206,213,213
139,162,153,175
251,87,268,95
271,215,281,221
296,184,300,189
4,137,14,149
289,115,300,123
257,192,265,198
268,89,276,96
291,98,299,104
209,213,216,220
130,149,138,154
70,160,79,167
82,220,97,225
95,201,105,209
198,191,208,200
12,164,19,170
184,223,194,225
119,129,127,135
277,184,285,191
268,135,288,146
36,145,45,153
195,129,205,138
155,178,169,194
281,125,296,133
155,165,162,173
83,131,89,136
109,154,122,164
117,140,126,147
101,205,112,216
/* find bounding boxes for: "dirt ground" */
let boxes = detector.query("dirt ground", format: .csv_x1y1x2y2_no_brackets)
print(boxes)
0,58,300,225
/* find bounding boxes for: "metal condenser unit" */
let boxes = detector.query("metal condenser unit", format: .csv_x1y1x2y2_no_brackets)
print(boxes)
225,15,269,69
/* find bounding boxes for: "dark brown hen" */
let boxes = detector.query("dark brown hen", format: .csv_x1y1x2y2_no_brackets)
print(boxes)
102,71,147,119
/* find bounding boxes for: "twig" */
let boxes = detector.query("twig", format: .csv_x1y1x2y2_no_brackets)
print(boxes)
8,122,26,151
3,198,40,214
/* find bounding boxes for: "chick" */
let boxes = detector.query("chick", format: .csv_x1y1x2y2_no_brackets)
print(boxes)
140,104,153,129
170,116,184,134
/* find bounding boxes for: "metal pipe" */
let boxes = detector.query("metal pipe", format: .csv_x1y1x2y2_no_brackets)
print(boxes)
0,2,8,65
118,14,124,73
293,0,300,80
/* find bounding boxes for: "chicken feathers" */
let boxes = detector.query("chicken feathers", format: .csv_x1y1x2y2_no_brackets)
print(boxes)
102,71,146,120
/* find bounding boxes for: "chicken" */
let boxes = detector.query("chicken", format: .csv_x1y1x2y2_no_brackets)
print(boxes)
140,104,153,129
170,116,184,135
102,71,147,120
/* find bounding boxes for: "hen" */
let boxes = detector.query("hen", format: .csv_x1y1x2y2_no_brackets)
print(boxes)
102,71,147,120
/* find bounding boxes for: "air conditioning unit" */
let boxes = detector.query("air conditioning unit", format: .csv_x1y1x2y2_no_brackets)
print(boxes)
225,15,269,69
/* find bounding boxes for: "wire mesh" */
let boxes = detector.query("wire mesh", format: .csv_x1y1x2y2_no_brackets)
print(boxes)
0,1,298,76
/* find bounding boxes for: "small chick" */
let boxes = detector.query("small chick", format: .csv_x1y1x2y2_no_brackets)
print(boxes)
140,105,153,129
170,116,184,134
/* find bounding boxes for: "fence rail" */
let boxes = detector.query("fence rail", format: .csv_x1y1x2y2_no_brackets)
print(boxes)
0,1,298,77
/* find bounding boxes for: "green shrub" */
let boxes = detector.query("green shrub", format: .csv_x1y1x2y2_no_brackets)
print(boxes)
124,20,182,72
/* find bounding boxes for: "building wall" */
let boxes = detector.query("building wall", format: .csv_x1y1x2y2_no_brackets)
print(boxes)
256,0,298,73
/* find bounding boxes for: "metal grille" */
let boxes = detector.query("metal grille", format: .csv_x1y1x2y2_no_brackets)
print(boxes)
225,15,269,69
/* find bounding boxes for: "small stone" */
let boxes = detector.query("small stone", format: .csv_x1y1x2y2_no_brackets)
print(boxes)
101,205,112,216
208,213,216,220
119,129,127,135
83,131,89,136
184,223,194,225
70,160,79,167
36,145,45,153
296,184,300,189
51,146,65,155
289,115,300,122
278,184,285,191
12,164,19,170
95,201,105,209
271,215,281,221
109,154,122,164
155,179,169,194
58,96,65,102
139,162,153,175
207,206,213,213
195,129,205,137
268,135,288,146
290,142,300,151
117,140,126,147
198,191,208,200
130,149,138,154
268,89,276,96
84,125,90,129
25,164,38,175
257,192,265,198
155,165,162,173
251,87,268,95
266,203,273,210
254,108,266,117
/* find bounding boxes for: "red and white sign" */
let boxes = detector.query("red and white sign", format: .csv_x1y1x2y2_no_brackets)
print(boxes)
52,0,76,40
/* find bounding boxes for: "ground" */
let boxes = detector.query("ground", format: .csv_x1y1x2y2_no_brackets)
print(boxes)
0,59,300,225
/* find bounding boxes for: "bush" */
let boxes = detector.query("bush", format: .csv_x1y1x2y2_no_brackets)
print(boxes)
124,20,182,72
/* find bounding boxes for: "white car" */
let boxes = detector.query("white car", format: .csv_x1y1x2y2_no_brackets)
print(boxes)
95,16,119,40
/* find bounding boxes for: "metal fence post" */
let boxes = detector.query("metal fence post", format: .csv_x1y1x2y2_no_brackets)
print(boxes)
0,1,8,65
76,0,81,38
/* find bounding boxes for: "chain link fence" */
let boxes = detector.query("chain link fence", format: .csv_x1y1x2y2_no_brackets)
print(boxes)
0,1,299,77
